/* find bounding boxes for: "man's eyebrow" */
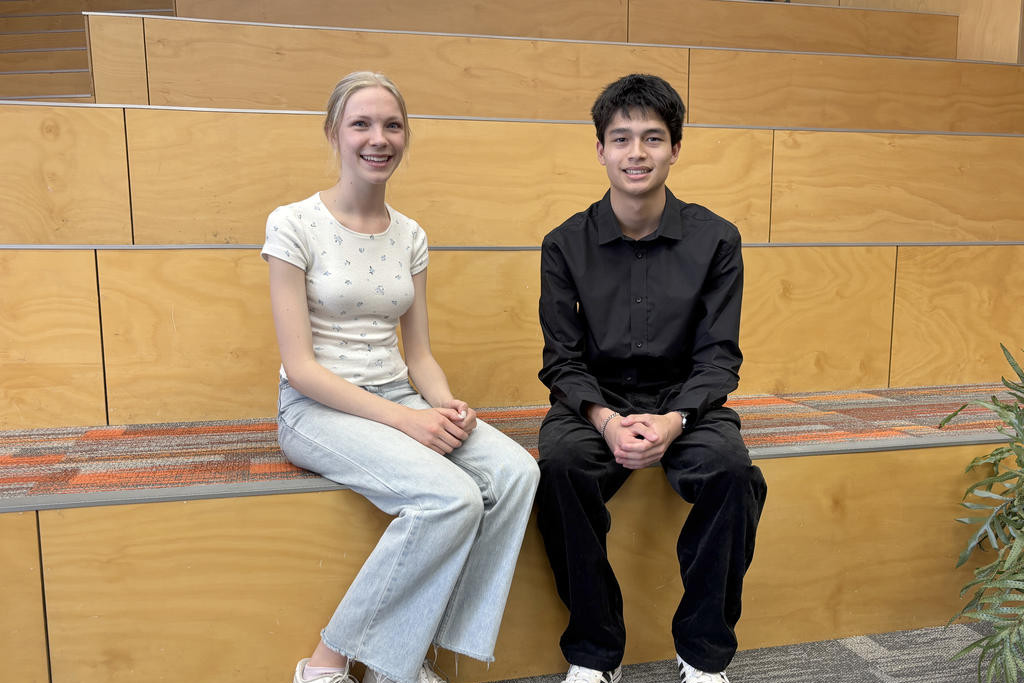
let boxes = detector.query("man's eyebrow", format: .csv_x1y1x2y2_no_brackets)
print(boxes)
607,126,668,136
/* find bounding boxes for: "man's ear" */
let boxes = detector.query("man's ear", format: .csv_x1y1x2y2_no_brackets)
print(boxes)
597,139,607,166
669,140,681,165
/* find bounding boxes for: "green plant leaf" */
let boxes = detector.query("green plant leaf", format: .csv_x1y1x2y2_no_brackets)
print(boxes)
1003,344,1024,385
950,345,1024,683
941,403,970,428
974,489,1013,501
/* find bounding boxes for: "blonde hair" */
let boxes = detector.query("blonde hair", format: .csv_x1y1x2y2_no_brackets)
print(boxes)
323,71,410,148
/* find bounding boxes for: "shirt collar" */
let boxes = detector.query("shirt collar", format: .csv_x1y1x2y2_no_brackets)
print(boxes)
596,188,685,245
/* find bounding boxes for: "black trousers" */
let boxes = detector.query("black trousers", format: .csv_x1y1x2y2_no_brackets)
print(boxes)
536,399,767,673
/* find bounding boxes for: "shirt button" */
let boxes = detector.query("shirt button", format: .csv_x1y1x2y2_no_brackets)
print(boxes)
634,296,642,303
635,341,643,348
635,252,644,260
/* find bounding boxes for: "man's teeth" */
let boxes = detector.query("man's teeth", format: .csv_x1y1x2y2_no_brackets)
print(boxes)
625,169,650,175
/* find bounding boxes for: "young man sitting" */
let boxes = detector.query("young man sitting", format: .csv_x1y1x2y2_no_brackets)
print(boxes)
536,73,768,683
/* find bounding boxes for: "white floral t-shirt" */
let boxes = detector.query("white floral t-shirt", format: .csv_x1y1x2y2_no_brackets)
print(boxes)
261,192,429,386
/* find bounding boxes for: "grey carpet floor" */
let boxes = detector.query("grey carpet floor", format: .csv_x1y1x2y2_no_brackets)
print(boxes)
496,623,992,683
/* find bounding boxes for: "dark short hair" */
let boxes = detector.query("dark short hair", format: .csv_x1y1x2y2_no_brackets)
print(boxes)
591,74,685,146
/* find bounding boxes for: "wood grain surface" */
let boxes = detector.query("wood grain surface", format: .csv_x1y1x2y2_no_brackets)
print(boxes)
739,246,897,395
0,48,88,72
0,13,84,31
41,492,394,683
0,104,130,244
396,120,772,245
37,443,986,682
0,31,85,50
87,13,149,105
142,16,688,118
97,249,280,423
423,251,546,407
839,0,959,10
173,0,628,42
956,0,1024,62
0,0,170,13
630,0,957,57
126,109,769,245
771,131,1024,243
891,245,1024,386
0,250,106,428
0,70,91,98
688,48,1024,133
125,108,333,244
740,444,985,649
0,511,48,683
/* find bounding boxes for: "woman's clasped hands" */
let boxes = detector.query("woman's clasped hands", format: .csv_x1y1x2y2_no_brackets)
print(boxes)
400,398,477,454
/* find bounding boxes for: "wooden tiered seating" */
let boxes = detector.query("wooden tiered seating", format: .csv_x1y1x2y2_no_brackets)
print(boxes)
0,0,172,101
84,14,1024,134
171,0,958,57
4,1,1024,682
0,393,1001,683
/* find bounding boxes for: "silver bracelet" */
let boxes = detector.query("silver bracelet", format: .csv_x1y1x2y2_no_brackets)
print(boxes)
600,411,620,439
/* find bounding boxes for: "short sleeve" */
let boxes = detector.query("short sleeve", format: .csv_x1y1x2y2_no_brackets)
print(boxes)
410,223,429,275
261,205,310,271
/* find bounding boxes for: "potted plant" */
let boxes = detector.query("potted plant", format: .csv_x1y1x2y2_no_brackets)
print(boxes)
942,344,1024,682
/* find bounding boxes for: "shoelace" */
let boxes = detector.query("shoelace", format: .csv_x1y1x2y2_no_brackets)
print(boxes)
321,672,358,683
683,671,728,683
680,662,729,683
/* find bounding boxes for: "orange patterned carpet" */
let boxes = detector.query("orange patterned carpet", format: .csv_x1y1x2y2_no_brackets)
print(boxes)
0,384,1009,511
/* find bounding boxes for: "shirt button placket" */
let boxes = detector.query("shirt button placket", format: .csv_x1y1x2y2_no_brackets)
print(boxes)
630,247,646,359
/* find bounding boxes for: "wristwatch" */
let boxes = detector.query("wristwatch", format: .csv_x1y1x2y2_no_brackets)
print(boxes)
675,410,689,431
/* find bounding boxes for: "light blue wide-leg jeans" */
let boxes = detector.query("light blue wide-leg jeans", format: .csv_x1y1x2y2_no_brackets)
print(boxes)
277,379,539,683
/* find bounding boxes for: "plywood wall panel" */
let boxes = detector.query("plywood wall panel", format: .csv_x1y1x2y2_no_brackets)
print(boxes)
2,13,84,30
126,108,332,245
42,492,393,683
630,0,957,57
425,251,547,407
0,70,91,98
0,32,85,50
87,13,149,105
688,49,1024,133
126,110,769,246
98,249,280,423
38,444,986,682
173,0,628,42
380,121,769,246
0,49,87,71
0,511,48,683
143,17,688,118
771,131,1024,243
0,250,106,428
956,0,1024,63
840,0,959,10
891,245,1024,386
740,444,984,648
739,246,897,395
0,0,170,12
0,104,130,244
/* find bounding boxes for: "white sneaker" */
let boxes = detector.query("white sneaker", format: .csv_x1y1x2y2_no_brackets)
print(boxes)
418,659,447,683
362,667,391,683
363,661,442,683
293,658,359,683
677,655,729,683
563,663,623,683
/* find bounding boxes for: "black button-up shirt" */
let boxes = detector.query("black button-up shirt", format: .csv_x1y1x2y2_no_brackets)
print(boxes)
538,188,743,425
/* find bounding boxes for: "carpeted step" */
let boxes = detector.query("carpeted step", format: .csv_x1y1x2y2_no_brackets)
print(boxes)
0,384,1008,513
